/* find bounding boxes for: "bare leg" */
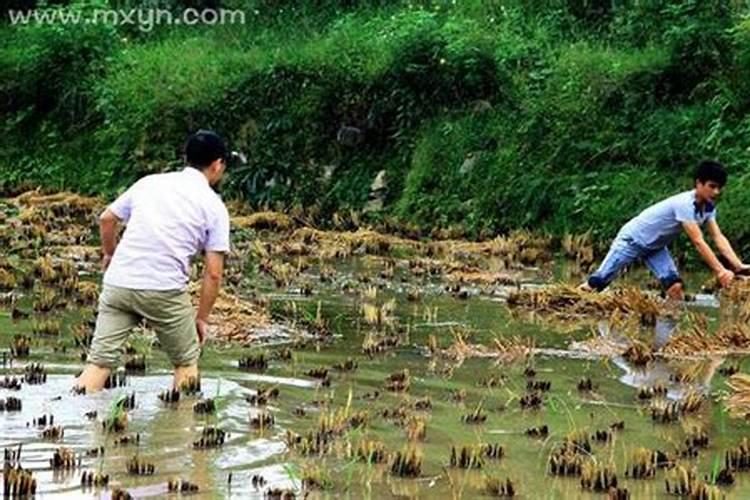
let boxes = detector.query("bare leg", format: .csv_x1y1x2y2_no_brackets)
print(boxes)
75,364,112,393
666,282,684,301
173,363,199,389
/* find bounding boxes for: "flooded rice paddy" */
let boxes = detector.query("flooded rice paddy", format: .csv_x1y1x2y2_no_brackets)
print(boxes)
2,192,750,499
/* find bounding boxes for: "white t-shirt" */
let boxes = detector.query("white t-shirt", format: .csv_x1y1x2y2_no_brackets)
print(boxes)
103,167,230,291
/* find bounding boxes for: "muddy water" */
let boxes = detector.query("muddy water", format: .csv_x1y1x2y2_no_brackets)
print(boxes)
2,259,750,499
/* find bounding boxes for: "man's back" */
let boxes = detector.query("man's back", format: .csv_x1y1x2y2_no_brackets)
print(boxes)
104,168,230,291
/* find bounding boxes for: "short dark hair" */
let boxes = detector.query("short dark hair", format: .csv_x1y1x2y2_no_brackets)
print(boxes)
694,159,727,187
185,130,227,169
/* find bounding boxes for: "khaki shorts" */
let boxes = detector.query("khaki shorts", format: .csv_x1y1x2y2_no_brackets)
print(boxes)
88,284,200,368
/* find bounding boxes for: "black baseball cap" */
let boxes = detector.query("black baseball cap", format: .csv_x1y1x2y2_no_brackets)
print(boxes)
185,130,228,168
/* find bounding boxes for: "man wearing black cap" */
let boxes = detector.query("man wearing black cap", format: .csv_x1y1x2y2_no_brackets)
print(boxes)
76,130,231,392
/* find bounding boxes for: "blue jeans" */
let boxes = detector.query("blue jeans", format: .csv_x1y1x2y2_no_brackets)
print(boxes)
587,236,681,291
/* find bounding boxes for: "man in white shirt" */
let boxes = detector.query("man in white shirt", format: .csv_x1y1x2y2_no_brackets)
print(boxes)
76,130,231,392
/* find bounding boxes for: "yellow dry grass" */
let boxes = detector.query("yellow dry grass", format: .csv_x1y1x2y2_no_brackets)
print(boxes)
188,283,270,344
231,211,294,232
726,373,750,419
507,284,663,319
662,313,750,356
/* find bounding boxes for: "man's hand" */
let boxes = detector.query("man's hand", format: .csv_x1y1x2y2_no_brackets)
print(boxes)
101,253,113,272
196,317,209,344
735,263,750,277
717,268,735,288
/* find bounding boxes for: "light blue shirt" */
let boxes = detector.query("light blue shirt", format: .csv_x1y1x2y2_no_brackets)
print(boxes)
618,190,716,251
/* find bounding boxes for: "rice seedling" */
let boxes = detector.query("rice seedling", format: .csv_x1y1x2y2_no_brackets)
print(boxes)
0,397,22,412
126,455,155,475
285,429,335,456
102,396,128,433
355,439,387,464
71,325,92,348
124,355,146,374
449,445,485,469
301,463,334,491
591,429,612,442
84,447,104,457
0,376,22,390
0,268,16,290
684,426,709,449
413,397,432,411
650,400,681,423
40,426,64,440
577,377,595,391
306,367,328,379
389,447,421,477
405,415,426,441
3,465,37,497
31,319,60,336
251,474,267,488
246,386,280,406
610,421,625,431
264,487,297,499
483,476,516,497
32,414,53,427
637,383,668,400
332,358,358,372
461,402,487,424
250,412,275,430
32,288,58,312
193,427,226,449
679,389,704,414
103,371,127,389
385,369,410,392
664,465,722,498
114,434,140,446
525,425,549,438
168,479,199,493
193,398,216,414
520,391,543,409
49,447,77,470
724,437,750,471
11,335,30,357
527,379,551,392
624,448,657,479
238,351,269,371
607,487,630,499
580,459,618,492
622,341,653,366
548,447,584,476
158,388,180,404
80,471,109,487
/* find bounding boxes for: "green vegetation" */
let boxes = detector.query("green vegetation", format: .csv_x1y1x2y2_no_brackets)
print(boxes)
2,0,750,249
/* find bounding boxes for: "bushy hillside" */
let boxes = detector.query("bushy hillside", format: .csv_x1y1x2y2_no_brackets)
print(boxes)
2,0,750,250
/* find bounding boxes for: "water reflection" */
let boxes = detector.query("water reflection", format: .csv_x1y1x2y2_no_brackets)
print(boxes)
608,317,723,399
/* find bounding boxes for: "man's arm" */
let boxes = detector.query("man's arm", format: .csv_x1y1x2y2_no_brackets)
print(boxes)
195,251,224,343
706,220,747,271
99,208,121,271
683,222,734,287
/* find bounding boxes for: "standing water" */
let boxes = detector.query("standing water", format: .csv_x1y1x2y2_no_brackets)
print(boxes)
2,193,750,499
